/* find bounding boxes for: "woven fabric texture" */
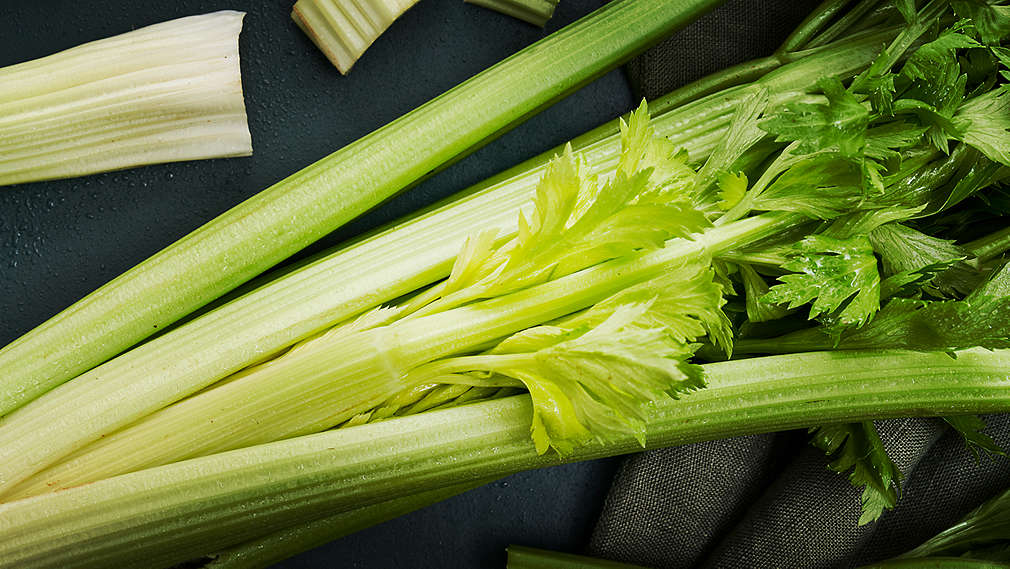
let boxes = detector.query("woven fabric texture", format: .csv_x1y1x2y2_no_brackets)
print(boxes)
590,1,1010,567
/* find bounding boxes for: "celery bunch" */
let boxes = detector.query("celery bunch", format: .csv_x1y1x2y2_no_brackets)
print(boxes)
4,1,1010,568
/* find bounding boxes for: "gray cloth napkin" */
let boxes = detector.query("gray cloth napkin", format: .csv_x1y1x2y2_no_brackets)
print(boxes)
589,1,1010,567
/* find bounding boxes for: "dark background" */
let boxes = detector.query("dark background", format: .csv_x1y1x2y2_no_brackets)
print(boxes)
1,1,631,567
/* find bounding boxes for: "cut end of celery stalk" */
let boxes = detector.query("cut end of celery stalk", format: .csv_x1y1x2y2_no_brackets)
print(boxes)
292,0,422,74
465,0,561,27
0,11,252,187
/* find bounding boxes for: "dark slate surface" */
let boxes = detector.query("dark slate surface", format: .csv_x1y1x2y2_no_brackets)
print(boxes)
1,1,630,567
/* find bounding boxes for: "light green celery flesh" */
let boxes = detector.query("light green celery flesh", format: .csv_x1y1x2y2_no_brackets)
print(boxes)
507,545,651,569
466,0,560,27
292,0,421,74
199,480,489,569
0,29,893,496
5,213,796,499
0,11,251,186
1,349,1009,569
0,0,724,420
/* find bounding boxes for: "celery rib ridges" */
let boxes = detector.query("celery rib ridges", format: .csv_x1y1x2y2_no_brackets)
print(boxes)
0,0,725,421
0,11,252,186
292,0,421,74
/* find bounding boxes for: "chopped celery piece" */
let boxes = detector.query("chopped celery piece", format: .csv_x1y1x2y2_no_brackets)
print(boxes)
292,0,421,74
0,11,251,186
0,0,725,420
2,348,1009,569
467,0,561,27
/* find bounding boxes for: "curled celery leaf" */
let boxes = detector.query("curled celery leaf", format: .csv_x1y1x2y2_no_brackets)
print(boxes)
414,257,729,455
810,421,902,525
717,172,747,211
943,415,1006,460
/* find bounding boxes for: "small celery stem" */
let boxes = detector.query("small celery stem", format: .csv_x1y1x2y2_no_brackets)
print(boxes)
849,0,946,93
804,0,888,50
506,545,651,569
965,226,1010,265
403,354,534,386
733,330,828,355
775,0,854,54
466,0,560,27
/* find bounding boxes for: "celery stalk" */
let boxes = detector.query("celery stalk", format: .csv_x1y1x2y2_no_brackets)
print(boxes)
2,349,1008,569
0,0,726,418
0,11,251,187
292,0,421,74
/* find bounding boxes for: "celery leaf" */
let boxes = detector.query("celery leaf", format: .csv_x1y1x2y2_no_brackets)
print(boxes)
761,77,869,158
952,0,1010,44
868,223,968,278
955,86,1010,166
751,155,864,219
787,262,1010,351
944,415,1006,460
810,421,902,525
437,103,707,308
491,303,703,455
764,234,881,327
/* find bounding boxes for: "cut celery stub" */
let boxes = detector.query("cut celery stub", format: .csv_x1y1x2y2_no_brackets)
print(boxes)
466,0,561,27
0,11,252,187
292,0,422,74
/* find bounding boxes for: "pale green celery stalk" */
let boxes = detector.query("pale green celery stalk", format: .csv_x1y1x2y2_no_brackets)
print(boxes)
0,11,251,186
0,0,724,419
4,213,796,499
466,0,560,27
506,545,651,568
2,348,1009,569
198,479,490,569
291,0,420,74
0,29,894,497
